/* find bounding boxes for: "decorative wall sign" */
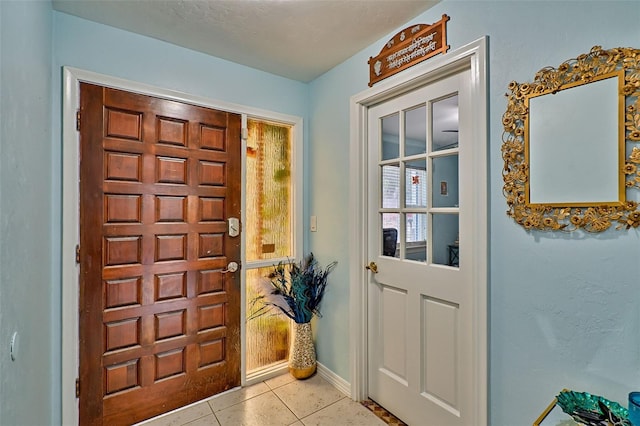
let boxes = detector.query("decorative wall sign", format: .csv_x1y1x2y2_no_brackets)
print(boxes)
368,14,450,87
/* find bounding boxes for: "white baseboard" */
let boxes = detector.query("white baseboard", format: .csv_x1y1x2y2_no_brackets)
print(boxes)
316,362,351,398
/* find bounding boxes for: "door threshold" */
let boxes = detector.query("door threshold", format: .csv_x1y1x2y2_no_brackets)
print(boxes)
245,361,289,386
362,398,407,425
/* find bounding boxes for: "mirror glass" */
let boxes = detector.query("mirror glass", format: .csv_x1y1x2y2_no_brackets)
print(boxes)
527,74,621,205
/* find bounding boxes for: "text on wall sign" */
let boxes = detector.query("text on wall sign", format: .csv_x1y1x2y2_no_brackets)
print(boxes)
368,14,450,87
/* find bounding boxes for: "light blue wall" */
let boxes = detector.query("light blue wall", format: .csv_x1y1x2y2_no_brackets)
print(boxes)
0,1,54,424
2,1,639,424
308,1,640,424
53,12,309,117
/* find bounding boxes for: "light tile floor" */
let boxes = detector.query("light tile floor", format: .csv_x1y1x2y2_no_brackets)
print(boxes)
137,373,386,426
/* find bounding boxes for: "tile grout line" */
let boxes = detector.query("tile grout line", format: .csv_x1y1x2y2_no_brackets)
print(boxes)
271,375,351,421
270,386,305,421
296,395,350,422
205,382,272,414
203,377,294,425
164,374,355,426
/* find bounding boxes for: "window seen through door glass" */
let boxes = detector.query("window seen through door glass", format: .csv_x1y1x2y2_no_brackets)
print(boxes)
405,213,427,262
382,165,400,209
405,159,427,208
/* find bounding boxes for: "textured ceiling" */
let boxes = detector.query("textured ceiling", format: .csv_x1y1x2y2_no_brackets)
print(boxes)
52,0,439,82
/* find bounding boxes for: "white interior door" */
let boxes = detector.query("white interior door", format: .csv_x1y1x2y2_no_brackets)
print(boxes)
366,68,474,425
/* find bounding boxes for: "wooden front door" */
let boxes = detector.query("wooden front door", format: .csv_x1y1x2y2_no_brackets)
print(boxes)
78,83,241,425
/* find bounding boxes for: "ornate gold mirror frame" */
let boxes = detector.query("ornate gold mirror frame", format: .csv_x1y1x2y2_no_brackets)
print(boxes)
502,46,640,232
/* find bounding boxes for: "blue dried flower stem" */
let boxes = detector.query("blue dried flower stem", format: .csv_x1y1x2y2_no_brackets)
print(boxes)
249,253,337,324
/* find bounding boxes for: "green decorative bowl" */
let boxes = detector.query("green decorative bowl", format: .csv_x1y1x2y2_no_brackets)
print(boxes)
556,390,630,426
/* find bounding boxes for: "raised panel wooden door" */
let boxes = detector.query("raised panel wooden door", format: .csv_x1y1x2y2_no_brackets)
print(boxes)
78,83,241,425
367,70,474,425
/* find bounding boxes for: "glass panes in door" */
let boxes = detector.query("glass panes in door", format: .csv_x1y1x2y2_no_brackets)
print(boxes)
382,213,400,258
431,95,460,266
432,214,459,267
405,159,427,208
432,155,458,208
405,105,427,156
405,213,427,261
381,113,399,160
378,93,460,266
382,165,400,209
432,94,459,152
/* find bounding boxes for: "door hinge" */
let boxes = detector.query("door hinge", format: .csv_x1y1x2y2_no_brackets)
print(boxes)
75,378,80,398
75,244,80,264
76,110,81,131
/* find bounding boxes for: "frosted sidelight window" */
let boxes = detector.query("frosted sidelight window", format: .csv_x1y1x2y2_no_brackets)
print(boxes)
246,120,292,261
245,267,290,372
245,119,293,374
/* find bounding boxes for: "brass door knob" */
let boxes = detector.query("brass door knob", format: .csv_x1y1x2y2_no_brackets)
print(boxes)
365,261,378,273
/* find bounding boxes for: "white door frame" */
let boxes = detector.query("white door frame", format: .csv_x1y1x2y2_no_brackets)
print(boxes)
60,67,303,425
348,37,488,424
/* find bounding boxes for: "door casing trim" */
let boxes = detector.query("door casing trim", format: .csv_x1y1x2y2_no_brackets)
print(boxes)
61,67,303,425
348,37,488,425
